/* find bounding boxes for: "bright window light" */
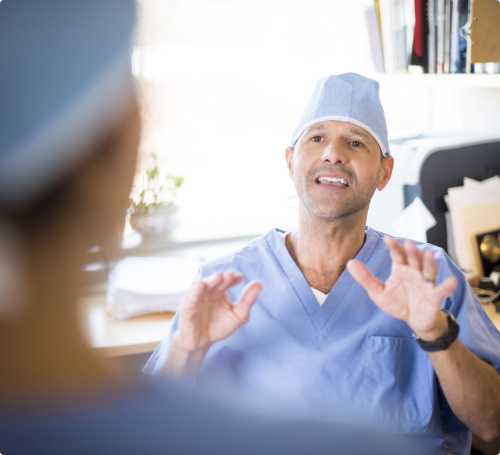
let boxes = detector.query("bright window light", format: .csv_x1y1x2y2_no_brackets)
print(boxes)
133,0,383,241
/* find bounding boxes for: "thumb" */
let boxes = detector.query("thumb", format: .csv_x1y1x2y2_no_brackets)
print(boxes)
347,259,385,301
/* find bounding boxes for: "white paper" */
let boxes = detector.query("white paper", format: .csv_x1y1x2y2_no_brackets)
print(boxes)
107,256,201,319
390,197,437,243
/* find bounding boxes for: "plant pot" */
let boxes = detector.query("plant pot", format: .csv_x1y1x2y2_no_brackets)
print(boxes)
129,204,180,239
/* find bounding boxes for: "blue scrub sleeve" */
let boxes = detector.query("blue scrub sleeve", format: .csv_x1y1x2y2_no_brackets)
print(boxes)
143,267,204,375
142,312,180,375
439,253,500,374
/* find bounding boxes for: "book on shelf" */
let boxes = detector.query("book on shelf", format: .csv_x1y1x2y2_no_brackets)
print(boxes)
427,0,437,73
436,0,445,73
378,0,413,73
443,0,451,73
365,6,385,72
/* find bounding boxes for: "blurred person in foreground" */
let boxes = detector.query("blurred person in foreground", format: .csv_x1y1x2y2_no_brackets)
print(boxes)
145,73,500,454
0,1,443,454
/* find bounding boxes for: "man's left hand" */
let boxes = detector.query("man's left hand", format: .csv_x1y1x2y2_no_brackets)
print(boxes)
347,236,458,341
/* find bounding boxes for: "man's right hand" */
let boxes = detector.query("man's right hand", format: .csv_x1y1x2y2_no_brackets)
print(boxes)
164,271,262,376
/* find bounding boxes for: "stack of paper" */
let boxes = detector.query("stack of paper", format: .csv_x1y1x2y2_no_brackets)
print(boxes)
107,256,202,319
446,176,500,274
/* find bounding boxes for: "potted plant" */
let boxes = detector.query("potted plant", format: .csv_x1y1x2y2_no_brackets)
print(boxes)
128,152,184,238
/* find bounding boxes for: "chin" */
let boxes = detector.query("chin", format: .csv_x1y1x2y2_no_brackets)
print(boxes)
304,201,368,222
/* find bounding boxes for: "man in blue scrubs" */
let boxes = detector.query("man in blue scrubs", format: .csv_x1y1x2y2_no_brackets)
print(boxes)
144,74,500,454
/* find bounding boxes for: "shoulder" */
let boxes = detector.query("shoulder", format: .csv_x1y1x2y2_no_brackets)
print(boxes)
367,227,465,287
368,227,451,263
198,228,279,278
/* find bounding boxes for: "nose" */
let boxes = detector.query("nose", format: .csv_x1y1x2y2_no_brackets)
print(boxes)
321,140,347,165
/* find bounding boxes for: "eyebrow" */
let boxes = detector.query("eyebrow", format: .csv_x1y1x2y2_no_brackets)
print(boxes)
306,124,371,140
308,124,326,131
348,128,371,140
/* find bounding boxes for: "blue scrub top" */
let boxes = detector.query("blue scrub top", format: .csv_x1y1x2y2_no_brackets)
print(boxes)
144,227,500,455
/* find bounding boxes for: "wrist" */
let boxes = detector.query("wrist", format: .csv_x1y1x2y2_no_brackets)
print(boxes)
413,310,460,352
166,332,210,375
172,331,210,358
412,311,449,342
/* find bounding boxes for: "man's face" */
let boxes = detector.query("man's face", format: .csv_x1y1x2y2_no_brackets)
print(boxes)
286,120,393,222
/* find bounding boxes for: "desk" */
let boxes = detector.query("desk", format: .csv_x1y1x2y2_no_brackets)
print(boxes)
80,237,253,357
79,292,173,357
80,289,500,359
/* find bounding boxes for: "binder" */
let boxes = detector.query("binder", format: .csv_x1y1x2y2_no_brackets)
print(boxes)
470,0,500,63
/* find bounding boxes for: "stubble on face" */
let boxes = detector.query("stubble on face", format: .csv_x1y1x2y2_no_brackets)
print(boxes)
294,161,382,222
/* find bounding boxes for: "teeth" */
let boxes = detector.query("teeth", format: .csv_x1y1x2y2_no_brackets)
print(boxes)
318,177,348,186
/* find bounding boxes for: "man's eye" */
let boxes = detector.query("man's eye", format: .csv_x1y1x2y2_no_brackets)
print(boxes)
350,141,363,147
311,136,323,142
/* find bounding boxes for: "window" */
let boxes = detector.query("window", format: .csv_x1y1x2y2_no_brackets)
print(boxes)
132,0,379,241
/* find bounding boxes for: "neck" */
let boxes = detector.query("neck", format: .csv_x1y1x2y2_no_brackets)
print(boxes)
286,205,368,294
0,227,115,402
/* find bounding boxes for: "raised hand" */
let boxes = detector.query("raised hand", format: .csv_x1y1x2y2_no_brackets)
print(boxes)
165,271,262,375
346,236,458,341
178,271,262,351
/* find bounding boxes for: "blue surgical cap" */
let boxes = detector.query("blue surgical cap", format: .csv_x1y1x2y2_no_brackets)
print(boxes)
0,0,136,208
291,73,390,157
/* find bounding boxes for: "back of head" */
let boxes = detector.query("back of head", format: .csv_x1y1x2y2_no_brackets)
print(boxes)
0,0,137,210
0,0,138,325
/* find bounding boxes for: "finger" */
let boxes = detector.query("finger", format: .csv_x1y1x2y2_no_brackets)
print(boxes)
203,271,224,291
347,260,385,301
384,236,408,266
232,281,262,323
216,270,235,291
217,271,244,291
434,276,458,303
182,280,209,310
422,249,438,284
404,240,423,270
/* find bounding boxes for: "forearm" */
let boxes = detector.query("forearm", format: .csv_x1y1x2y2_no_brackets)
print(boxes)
161,331,210,379
429,339,500,441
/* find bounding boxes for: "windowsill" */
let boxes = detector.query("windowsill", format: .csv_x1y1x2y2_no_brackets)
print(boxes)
81,228,275,292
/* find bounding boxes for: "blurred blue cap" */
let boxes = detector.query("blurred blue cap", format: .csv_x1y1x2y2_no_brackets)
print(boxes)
291,73,390,157
0,0,137,208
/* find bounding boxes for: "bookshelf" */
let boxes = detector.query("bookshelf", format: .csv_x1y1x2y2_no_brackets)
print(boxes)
367,0,500,75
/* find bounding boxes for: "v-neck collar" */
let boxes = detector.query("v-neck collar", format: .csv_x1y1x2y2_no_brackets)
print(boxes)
264,227,380,335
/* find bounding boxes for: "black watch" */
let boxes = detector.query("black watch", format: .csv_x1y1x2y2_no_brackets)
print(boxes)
413,309,460,352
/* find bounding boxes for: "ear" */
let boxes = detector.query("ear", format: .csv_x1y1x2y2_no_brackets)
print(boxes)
377,155,394,191
285,147,294,179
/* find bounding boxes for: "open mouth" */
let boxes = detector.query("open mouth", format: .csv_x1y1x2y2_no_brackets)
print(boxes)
316,176,349,187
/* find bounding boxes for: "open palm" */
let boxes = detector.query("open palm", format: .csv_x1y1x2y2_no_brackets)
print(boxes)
347,236,458,337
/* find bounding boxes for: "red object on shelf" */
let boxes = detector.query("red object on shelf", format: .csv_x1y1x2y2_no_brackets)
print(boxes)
414,0,423,57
